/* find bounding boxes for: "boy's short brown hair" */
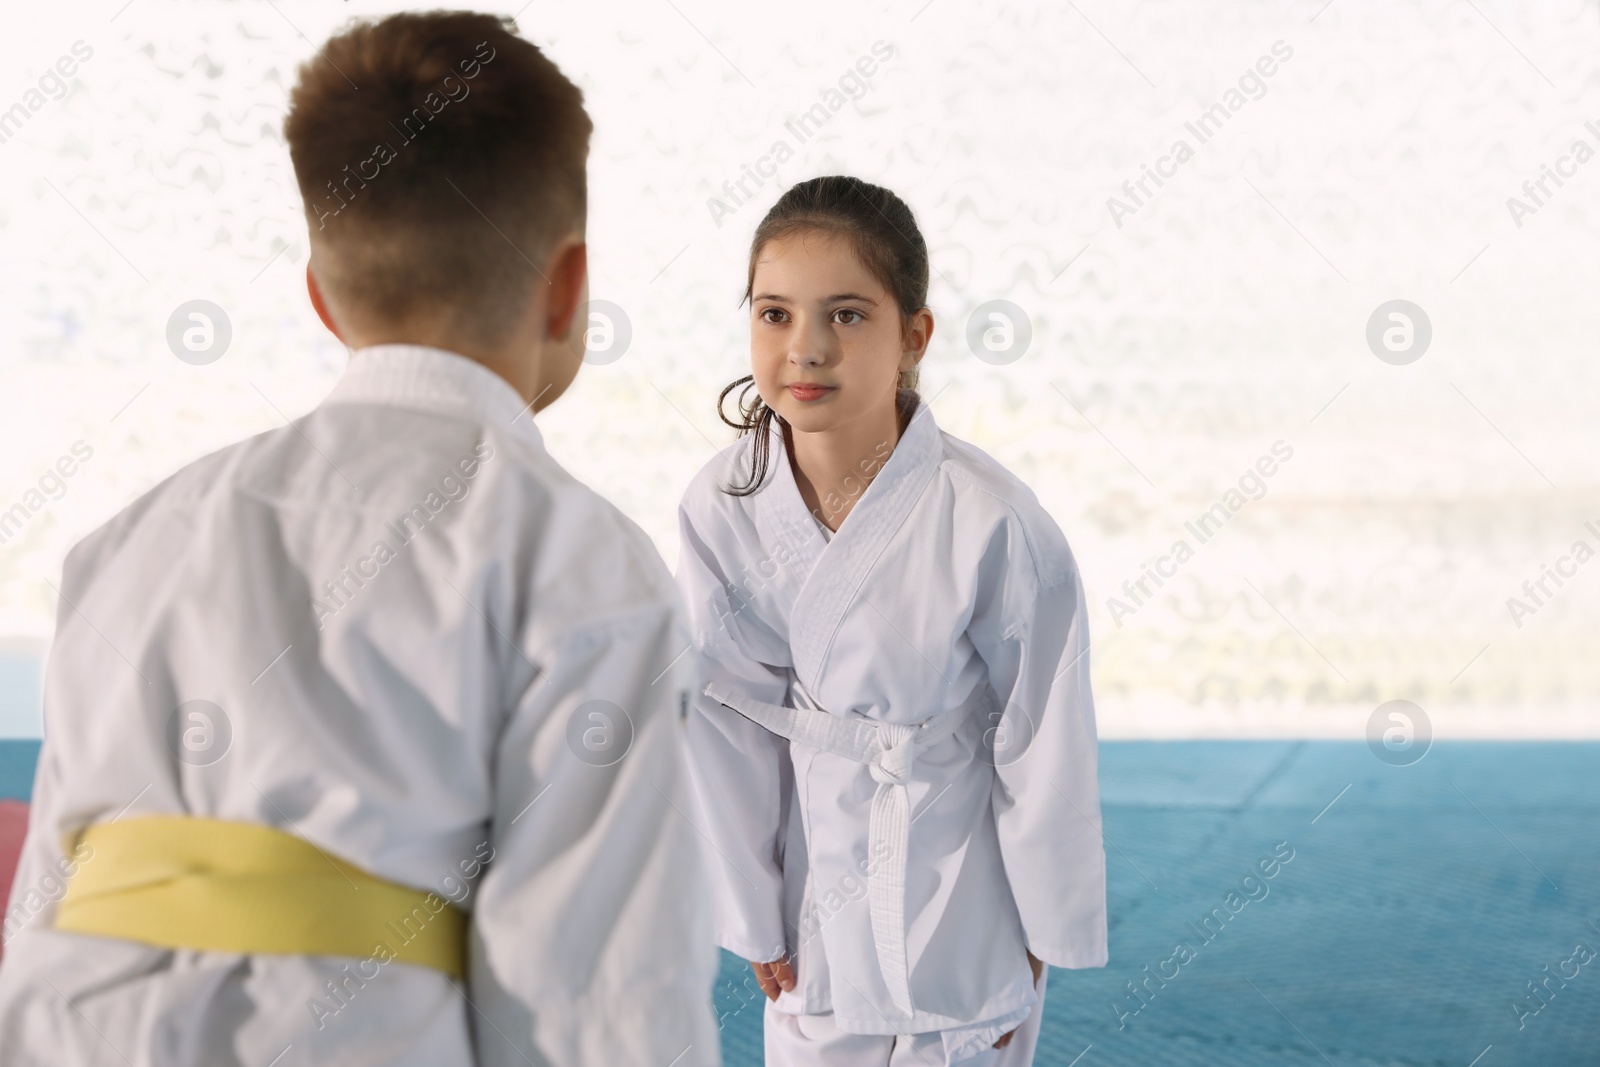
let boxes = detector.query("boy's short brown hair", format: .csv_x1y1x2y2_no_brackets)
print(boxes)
285,11,591,347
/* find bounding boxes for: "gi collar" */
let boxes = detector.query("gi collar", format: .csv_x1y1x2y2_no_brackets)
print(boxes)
320,343,546,451
760,398,946,699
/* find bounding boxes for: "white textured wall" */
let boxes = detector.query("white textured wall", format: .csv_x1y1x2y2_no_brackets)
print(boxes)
1,0,1597,737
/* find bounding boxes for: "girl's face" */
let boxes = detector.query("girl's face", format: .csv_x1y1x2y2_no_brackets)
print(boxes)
749,231,930,437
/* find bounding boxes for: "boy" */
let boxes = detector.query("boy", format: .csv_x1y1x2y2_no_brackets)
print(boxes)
0,12,718,1066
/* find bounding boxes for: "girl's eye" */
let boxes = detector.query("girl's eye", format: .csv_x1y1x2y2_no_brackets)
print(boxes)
834,309,863,325
759,307,787,324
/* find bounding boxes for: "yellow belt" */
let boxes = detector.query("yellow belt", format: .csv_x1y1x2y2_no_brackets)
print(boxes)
54,816,466,979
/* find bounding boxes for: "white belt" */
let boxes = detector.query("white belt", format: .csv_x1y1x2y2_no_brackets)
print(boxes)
702,680,976,1018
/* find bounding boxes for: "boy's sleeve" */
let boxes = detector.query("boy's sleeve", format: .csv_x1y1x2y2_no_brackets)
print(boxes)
674,501,793,966
468,594,722,1067
3,531,123,950
969,518,1109,970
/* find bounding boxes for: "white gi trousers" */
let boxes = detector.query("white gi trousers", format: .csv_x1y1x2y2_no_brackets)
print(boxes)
764,969,1049,1067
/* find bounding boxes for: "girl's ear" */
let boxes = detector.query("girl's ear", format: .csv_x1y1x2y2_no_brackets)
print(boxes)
902,307,934,367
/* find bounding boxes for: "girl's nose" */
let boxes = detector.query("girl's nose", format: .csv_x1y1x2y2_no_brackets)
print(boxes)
789,316,832,368
789,346,824,368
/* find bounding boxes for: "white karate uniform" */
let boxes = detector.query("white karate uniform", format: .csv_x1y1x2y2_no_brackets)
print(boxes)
764,969,1048,1067
0,345,720,1067
676,398,1107,1062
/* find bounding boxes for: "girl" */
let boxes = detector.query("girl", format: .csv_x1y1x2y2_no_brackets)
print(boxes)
678,176,1107,1067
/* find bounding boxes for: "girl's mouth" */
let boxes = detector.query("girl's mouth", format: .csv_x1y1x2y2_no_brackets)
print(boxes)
787,383,836,402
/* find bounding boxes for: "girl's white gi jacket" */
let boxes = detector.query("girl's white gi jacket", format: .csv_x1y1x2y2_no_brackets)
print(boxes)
677,399,1108,1036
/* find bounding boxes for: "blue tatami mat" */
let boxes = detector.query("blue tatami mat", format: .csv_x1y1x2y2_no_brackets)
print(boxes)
0,739,39,801
2,740,1595,1064
711,741,1600,1066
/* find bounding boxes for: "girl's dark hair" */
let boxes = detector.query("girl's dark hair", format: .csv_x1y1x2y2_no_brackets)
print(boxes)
718,175,928,496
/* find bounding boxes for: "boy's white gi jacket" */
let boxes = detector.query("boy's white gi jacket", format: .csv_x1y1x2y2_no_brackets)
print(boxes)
677,399,1108,1038
0,345,720,1067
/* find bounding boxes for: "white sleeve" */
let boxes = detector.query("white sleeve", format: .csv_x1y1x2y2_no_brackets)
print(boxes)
3,535,115,949
469,597,722,1067
674,501,792,965
970,526,1109,970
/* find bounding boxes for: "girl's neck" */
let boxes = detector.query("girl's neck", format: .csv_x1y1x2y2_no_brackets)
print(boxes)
784,393,913,533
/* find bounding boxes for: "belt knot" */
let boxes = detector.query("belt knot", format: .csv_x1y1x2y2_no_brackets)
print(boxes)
870,724,918,786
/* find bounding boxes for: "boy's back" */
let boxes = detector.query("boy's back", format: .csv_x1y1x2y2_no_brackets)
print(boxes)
0,344,719,1065
0,11,720,1065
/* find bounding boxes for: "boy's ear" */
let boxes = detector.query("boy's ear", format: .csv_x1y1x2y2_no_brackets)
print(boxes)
545,240,588,341
306,263,344,341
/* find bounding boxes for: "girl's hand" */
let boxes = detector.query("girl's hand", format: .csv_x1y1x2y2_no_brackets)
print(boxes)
750,955,796,1001
992,950,1045,1049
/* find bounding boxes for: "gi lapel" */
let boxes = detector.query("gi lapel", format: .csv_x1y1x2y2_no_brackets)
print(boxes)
779,401,944,701
748,420,827,613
